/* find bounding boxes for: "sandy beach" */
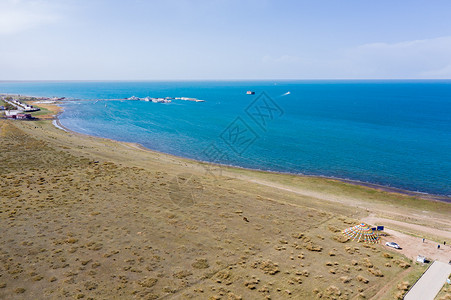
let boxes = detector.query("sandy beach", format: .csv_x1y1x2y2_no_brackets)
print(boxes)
1,102,450,299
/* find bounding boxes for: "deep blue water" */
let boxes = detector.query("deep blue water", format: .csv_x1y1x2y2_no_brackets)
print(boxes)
1,80,450,196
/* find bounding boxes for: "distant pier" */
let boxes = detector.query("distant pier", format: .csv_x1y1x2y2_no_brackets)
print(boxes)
52,96,205,103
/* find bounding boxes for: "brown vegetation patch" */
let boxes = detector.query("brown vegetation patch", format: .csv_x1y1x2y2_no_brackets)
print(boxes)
356,275,369,284
173,270,192,279
333,233,349,243
305,242,323,252
192,258,210,269
244,278,260,290
251,260,280,275
367,267,384,277
138,277,158,288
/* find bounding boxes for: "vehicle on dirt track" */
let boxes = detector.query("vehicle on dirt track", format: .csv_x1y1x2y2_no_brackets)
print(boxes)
385,242,401,249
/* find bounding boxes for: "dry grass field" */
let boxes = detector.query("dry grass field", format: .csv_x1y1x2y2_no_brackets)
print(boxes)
0,114,449,299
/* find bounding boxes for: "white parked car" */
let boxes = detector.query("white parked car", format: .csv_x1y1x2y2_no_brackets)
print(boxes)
385,242,401,249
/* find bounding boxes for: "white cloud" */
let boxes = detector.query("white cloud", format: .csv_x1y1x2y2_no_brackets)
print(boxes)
0,0,60,35
342,36,451,78
260,36,451,79
420,64,451,78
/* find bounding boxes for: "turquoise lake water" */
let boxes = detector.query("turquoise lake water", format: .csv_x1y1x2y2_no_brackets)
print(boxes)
1,80,450,196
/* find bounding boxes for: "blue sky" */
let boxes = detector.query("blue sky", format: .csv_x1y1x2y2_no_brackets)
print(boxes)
1,0,451,80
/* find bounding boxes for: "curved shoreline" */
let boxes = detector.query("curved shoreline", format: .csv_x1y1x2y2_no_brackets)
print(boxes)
51,107,450,203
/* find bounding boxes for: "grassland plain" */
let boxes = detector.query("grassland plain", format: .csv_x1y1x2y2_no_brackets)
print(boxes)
0,103,450,299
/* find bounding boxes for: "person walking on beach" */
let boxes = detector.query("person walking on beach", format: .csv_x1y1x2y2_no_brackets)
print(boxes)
437,244,440,249
422,238,425,243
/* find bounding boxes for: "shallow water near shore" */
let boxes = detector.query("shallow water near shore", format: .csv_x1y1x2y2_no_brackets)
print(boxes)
1,80,450,196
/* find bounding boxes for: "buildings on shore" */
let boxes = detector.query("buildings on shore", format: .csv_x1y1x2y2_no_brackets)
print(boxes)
1,96,39,120
4,110,33,119
1,97,40,112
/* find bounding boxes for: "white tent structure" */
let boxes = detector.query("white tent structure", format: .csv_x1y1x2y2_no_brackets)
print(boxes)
343,223,380,244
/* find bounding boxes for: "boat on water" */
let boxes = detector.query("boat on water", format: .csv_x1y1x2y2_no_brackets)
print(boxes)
246,91,255,95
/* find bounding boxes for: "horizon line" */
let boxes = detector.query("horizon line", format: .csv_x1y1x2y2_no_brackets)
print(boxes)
1,78,451,82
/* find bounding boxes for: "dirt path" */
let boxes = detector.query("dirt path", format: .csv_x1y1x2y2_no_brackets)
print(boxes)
226,173,371,208
379,229,450,263
230,173,450,229
363,215,451,240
